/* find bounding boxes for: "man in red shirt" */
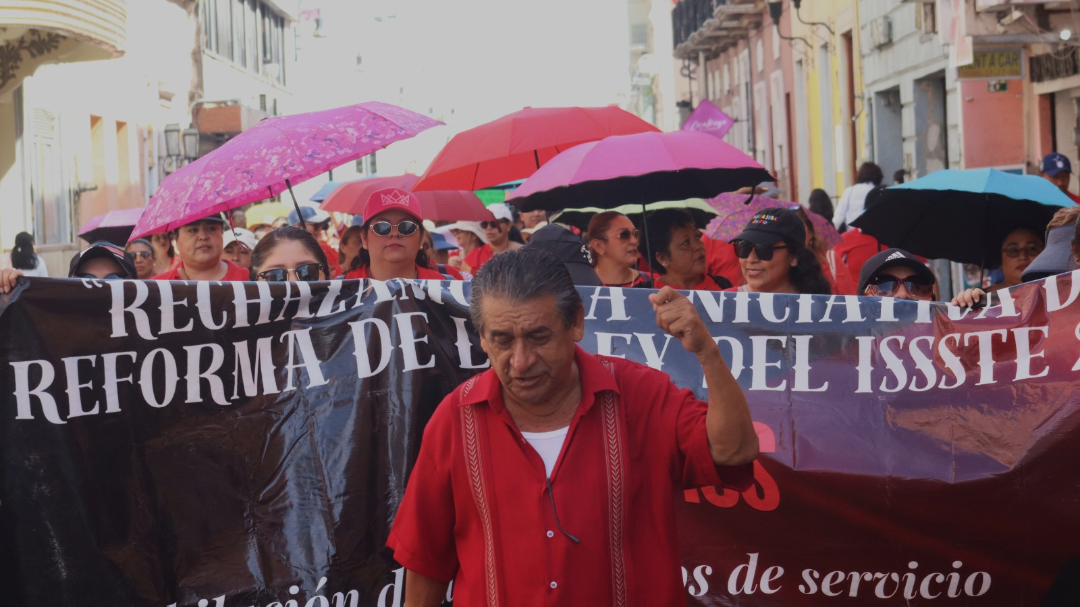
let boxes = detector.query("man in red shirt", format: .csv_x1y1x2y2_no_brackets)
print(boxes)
1040,152,1080,205
461,203,523,275
388,248,759,607
152,216,249,281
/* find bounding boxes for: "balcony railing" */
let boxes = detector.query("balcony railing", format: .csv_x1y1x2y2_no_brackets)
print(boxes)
671,0,763,60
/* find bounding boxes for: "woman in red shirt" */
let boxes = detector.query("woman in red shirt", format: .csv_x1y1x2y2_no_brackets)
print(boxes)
343,187,448,281
640,209,732,291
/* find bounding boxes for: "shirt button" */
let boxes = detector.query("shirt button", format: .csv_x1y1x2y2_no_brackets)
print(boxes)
550,582,558,589
546,530,555,538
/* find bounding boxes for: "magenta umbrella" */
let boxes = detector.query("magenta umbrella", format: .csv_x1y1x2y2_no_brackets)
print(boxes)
78,207,146,245
706,193,842,247
130,102,442,240
320,174,491,222
506,130,772,213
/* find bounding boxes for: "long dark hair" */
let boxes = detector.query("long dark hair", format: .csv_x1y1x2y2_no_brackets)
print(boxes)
807,189,833,223
786,238,832,295
249,226,328,280
349,219,429,273
11,232,37,270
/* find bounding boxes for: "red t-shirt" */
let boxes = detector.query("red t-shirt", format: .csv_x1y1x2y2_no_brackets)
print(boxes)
463,244,494,273
653,274,730,291
831,228,885,282
319,241,342,278
343,264,449,280
820,250,857,295
388,347,752,607
152,259,250,281
702,236,744,287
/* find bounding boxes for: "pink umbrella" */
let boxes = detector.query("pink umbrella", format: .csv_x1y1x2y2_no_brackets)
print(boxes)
320,174,491,222
706,193,842,247
506,130,772,213
78,207,146,245
130,102,442,240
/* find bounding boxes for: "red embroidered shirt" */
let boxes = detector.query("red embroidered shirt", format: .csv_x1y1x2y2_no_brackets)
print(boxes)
387,347,752,607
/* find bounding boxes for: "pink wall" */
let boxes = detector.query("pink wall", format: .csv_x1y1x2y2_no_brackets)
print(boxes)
961,79,1025,169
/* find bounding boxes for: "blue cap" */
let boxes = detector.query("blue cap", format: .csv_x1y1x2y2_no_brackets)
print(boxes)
287,205,331,226
350,215,365,227
1041,153,1073,177
430,232,457,251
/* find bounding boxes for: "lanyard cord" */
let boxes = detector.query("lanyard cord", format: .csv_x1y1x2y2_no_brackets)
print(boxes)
546,477,580,544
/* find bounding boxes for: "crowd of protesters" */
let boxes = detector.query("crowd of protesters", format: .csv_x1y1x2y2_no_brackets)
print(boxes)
2,167,1078,309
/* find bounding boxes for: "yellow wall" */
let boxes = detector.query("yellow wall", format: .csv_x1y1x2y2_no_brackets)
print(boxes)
790,0,866,198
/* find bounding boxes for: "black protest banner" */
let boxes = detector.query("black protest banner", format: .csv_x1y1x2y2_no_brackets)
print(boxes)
2,273,1079,606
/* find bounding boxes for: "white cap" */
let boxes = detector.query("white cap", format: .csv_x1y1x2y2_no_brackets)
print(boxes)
442,221,489,244
223,227,257,251
487,202,514,223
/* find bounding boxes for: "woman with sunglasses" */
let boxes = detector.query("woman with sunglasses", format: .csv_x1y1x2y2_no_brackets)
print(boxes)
587,211,652,287
987,227,1044,292
857,248,938,301
125,239,156,279
250,226,330,282
640,209,732,291
729,208,831,295
344,188,448,281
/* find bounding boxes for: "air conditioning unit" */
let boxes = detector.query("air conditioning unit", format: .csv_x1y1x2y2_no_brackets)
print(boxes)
869,16,893,48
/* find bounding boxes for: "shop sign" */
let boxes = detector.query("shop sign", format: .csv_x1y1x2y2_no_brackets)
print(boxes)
959,49,1024,80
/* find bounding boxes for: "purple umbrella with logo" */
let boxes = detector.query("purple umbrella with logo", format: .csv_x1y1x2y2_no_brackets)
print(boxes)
130,102,442,240
705,192,842,247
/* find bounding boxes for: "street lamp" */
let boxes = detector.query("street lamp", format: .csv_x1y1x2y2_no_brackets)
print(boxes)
164,123,181,157
183,127,201,161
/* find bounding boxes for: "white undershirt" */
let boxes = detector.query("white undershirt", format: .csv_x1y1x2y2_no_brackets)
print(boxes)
520,427,569,477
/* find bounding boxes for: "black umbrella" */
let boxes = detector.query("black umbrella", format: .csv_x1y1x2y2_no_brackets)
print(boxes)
78,208,144,245
850,169,1073,268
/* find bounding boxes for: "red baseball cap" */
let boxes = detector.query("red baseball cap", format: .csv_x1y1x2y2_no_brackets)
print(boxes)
361,187,424,224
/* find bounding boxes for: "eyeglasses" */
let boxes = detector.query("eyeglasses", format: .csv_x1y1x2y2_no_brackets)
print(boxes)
867,273,935,299
607,228,639,242
1002,243,1043,259
76,273,125,280
256,263,327,282
733,240,789,261
370,220,419,237
128,251,153,260
480,220,509,230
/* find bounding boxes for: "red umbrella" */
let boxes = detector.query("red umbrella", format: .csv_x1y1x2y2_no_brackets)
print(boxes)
412,106,660,192
320,174,491,222
130,102,441,240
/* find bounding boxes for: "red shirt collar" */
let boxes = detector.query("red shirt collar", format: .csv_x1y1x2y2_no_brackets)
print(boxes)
458,345,621,416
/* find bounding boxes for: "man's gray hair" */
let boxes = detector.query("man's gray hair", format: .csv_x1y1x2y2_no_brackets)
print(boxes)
470,248,583,334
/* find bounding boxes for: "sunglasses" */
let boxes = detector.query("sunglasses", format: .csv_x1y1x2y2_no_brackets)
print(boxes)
607,228,640,242
370,220,419,237
480,220,509,230
128,251,153,260
77,273,125,280
1002,244,1042,259
256,263,327,282
867,274,935,299
733,240,789,261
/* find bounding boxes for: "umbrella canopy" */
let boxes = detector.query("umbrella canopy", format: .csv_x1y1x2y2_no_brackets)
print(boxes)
552,199,717,232
244,201,292,227
320,174,491,222
705,192,841,247
850,168,1075,268
413,106,660,192
311,179,362,202
506,130,773,213
130,101,442,240
78,207,145,245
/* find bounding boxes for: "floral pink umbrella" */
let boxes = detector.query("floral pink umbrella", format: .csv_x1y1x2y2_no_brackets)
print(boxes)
705,192,842,247
130,102,442,240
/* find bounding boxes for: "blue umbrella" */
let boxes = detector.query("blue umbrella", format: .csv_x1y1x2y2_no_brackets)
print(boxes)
851,168,1075,268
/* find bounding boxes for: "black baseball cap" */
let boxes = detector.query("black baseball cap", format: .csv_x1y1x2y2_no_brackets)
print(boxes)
525,224,602,286
857,248,935,295
68,241,138,279
732,207,806,246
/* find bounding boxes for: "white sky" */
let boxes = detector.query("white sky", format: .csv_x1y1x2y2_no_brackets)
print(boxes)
289,0,633,192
